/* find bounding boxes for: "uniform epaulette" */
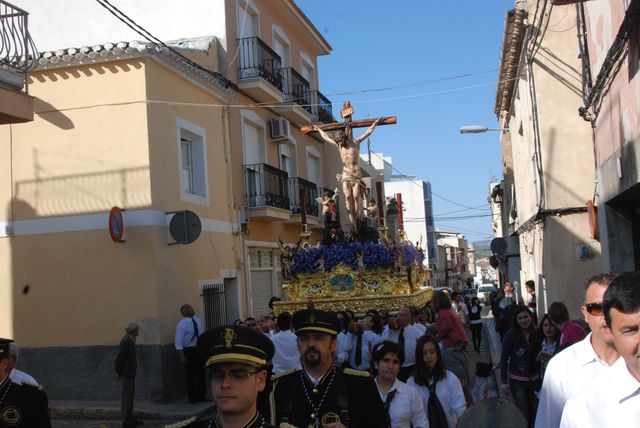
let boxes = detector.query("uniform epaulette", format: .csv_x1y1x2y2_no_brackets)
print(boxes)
271,368,297,381
164,416,197,428
342,367,371,377
21,381,44,390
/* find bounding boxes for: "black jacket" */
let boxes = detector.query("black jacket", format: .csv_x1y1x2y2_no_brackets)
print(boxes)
115,334,137,379
0,378,51,428
269,366,387,428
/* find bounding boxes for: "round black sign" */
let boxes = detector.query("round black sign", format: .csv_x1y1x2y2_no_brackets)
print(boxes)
169,210,202,244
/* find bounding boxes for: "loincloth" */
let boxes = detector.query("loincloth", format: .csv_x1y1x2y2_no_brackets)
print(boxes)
336,173,366,189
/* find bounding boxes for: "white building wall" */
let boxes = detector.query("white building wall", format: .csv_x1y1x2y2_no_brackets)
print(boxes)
15,0,227,51
385,180,430,265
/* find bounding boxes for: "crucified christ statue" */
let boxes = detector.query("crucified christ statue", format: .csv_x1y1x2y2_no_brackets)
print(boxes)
303,101,396,232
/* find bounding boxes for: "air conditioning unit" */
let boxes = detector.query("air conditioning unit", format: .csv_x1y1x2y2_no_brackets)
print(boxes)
270,117,291,140
238,206,250,225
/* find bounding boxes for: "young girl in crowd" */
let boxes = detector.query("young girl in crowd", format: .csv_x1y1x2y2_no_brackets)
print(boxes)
500,305,540,428
371,341,428,428
536,313,560,380
407,334,466,428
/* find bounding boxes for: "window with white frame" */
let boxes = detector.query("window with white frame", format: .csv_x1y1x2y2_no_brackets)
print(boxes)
177,117,209,205
306,146,322,186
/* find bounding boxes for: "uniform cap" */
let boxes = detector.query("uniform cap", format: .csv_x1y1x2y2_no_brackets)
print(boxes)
0,338,14,360
197,325,274,368
292,309,339,336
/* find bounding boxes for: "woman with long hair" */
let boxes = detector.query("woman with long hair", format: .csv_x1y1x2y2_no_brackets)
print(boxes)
536,313,560,380
407,334,466,428
371,341,428,428
499,305,540,427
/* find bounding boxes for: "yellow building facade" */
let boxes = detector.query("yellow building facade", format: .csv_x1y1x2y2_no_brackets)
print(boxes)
0,0,366,401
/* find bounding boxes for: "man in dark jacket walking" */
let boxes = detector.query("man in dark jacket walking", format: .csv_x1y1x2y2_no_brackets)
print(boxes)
115,322,140,427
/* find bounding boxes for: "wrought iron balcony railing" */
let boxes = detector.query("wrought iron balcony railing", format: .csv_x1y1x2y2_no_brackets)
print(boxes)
281,67,313,113
288,177,319,217
0,0,38,90
314,90,334,124
237,37,283,91
244,163,290,210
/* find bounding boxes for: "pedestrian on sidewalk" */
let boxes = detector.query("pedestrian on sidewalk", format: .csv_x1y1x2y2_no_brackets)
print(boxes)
115,322,141,428
495,282,517,340
500,305,540,428
175,304,206,403
468,297,483,352
548,302,586,350
536,314,560,381
432,291,471,403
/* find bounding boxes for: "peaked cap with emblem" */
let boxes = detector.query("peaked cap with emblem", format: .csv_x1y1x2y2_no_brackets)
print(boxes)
197,325,274,368
292,309,340,336
0,338,13,360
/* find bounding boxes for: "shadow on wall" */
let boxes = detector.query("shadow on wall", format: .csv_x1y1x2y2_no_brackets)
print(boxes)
8,166,186,402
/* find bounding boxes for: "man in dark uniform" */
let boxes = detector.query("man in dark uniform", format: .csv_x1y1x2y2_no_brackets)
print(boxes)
269,309,386,428
0,338,51,428
170,325,276,428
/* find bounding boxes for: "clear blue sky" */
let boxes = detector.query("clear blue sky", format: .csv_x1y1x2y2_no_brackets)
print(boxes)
297,1,510,241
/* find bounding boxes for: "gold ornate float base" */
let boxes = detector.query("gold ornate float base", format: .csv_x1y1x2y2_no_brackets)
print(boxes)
273,263,432,315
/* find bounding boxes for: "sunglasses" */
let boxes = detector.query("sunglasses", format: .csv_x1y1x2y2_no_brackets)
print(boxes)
585,302,603,316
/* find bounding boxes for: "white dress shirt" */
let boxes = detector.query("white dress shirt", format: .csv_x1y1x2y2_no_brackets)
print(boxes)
376,378,429,428
381,324,422,367
10,368,38,386
270,329,301,374
336,330,353,366
407,370,466,428
413,322,427,334
535,333,620,428
559,358,640,428
174,315,204,350
348,330,381,370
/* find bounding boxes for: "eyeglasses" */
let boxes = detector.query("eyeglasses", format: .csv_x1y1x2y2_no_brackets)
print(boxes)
211,369,260,383
585,302,604,316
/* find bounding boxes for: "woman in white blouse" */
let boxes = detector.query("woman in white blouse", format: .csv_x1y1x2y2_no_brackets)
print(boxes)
407,334,466,428
372,341,428,428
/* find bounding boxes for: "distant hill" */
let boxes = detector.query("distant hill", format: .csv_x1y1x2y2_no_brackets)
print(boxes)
473,239,492,259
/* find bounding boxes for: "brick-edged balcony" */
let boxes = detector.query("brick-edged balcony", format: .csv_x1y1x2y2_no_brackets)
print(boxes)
236,37,283,105
275,67,313,125
244,163,291,221
287,177,320,225
0,0,36,124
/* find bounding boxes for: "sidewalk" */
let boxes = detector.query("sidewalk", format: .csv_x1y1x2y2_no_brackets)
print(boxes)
50,399,214,421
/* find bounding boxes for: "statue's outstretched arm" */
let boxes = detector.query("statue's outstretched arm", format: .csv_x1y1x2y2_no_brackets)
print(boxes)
354,117,384,145
313,125,338,147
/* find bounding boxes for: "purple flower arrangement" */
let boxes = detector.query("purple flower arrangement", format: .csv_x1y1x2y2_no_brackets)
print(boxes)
291,241,425,274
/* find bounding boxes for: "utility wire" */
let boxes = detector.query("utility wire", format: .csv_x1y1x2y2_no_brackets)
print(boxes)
327,68,499,96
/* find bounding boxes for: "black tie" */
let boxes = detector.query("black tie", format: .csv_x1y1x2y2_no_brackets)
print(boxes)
355,331,364,366
191,318,199,341
384,389,397,428
399,327,405,350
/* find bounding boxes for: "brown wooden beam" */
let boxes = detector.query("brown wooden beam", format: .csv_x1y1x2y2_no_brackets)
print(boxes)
301,116,397,134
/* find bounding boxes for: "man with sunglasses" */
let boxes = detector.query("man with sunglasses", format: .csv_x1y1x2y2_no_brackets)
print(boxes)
176,325,276,427
535,273,620,428
559,271,640,427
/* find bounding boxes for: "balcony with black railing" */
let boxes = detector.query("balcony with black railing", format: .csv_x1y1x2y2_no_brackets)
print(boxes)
314,90,334,124
288,177,319,218
236,37,283,104
0,0,36,124
244,163,291,220
276,67,313,124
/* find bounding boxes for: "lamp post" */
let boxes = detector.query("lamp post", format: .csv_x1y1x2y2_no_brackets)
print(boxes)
459,125,509,134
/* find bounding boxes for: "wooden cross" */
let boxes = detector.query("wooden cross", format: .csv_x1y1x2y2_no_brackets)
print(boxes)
300,101,396,134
